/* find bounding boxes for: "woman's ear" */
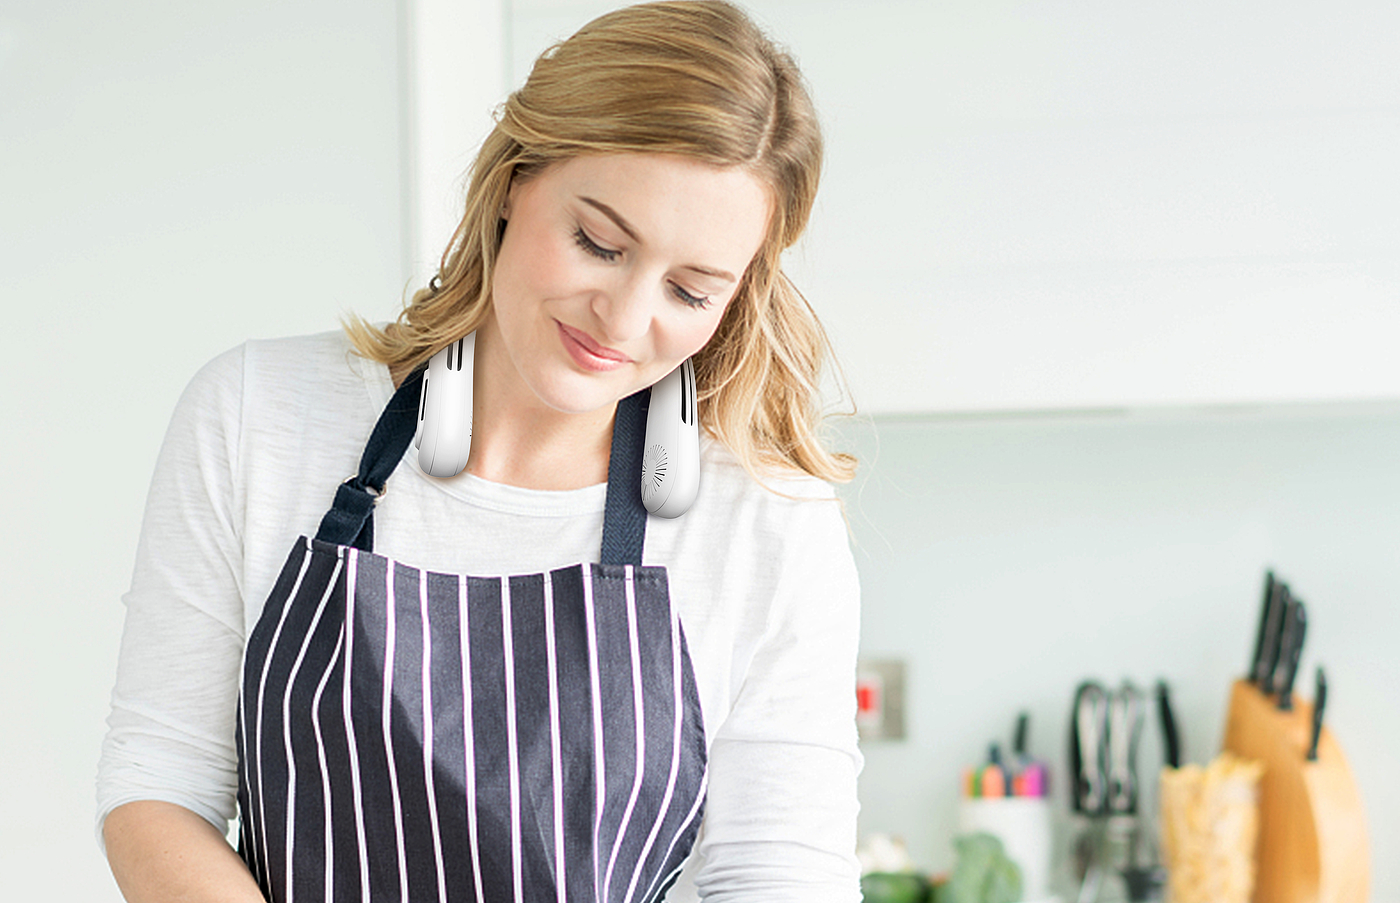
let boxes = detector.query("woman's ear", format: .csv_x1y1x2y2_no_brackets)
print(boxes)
501,178,518,221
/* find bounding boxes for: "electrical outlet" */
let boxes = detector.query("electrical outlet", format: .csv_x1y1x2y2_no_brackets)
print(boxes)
856,658,907,742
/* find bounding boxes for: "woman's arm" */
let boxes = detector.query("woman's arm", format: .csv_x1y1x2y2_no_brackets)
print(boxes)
691,488,864,902
98,346,251,887
104,801,264,903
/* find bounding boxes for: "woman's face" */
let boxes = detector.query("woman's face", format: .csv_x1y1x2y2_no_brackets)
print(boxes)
487,153,771,416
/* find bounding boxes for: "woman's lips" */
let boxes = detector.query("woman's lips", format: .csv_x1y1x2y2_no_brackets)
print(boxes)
557,321,632,372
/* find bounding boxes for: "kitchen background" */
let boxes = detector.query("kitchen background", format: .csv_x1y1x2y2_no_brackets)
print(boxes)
834,405,1400,886
2,0,1396,899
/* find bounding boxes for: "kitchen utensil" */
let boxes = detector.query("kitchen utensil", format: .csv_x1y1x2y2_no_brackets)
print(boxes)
1248,571,1277,684
1107,682,1145,815
1273,598,1308,710
1071,681,1109,815
1156,680,1181,769
1255,580,1291,692
1307,667,1327,762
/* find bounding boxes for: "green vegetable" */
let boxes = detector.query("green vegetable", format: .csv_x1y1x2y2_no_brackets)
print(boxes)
860,871,931,903
946,833,1023,903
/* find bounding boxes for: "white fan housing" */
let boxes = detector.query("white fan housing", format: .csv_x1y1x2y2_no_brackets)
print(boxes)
415,333,474,477
640,358,699,517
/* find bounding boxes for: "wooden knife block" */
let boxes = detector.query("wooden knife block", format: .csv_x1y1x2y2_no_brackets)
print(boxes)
1221,679,1369,903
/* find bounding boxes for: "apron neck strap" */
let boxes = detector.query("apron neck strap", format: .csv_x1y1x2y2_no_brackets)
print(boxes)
600,385,649,566
315,367,649,565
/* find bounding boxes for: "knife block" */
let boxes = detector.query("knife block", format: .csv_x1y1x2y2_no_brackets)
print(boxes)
1220,679,1369,903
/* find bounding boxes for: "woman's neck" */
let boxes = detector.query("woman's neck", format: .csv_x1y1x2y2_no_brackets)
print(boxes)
390,322,615,491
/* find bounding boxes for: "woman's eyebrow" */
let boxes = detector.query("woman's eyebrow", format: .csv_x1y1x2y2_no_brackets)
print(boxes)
580,197,641,242
579,195,737,283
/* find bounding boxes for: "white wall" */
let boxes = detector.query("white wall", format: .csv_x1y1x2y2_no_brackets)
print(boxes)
837,406,1400,899
0,1,404,897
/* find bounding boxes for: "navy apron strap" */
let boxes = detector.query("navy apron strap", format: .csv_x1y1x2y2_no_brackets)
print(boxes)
315,368,650,565
600,388,649,567
315,366,425,551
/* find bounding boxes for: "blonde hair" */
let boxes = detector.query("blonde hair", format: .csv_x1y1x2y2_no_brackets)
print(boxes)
341,0,855,483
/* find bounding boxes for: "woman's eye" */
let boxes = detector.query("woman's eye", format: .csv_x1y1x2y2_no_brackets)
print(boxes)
573,227,619,262
670,283,711,310
574,225,710,310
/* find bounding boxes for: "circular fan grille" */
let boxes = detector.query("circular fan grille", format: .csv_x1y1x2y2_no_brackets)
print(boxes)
641,442,669,503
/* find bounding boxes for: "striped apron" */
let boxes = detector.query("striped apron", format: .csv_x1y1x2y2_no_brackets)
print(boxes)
234,371,708,903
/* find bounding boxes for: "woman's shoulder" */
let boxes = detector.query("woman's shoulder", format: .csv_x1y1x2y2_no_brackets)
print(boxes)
170,329,385,482
183,328,371,395
673,436,856,624
240,328,374,386
184,328,384,419
691,437,845,554
698,435,839,505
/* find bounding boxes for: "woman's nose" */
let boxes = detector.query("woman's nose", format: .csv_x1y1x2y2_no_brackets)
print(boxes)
591,272,654,344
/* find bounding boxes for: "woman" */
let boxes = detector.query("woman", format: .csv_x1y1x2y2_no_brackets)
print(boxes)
98,2,861,901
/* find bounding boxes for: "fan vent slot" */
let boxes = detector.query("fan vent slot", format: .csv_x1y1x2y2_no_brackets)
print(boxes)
681,359,695,425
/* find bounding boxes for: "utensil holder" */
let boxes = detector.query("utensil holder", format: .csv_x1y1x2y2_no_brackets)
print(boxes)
1220,679,1369,903
957,797,1053,903
1158,753,1262,903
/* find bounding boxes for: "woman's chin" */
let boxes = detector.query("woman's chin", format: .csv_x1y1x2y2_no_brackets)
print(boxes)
528,368,638,417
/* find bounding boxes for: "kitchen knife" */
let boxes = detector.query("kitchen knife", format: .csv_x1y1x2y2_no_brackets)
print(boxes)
1071,681,1109,814
1156,680,1181,769
1248,571,1277,684
1255,581,1291,693
1307,667,1327,761
1274,598,1308,711
1107,682,1144,815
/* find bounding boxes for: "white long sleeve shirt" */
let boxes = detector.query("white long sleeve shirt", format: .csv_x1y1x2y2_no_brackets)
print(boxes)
97,328,862,902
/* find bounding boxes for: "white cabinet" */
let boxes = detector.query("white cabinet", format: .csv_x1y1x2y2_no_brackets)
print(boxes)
775,0,1400,414
430,0,1400,414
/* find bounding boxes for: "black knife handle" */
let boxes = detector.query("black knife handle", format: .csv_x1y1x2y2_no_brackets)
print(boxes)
1071,681,1108,814
1257,581,1291,692
1275,600,1308,710
1307,667,1328,761
1156,680,1181,769
1249,571,1276,683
